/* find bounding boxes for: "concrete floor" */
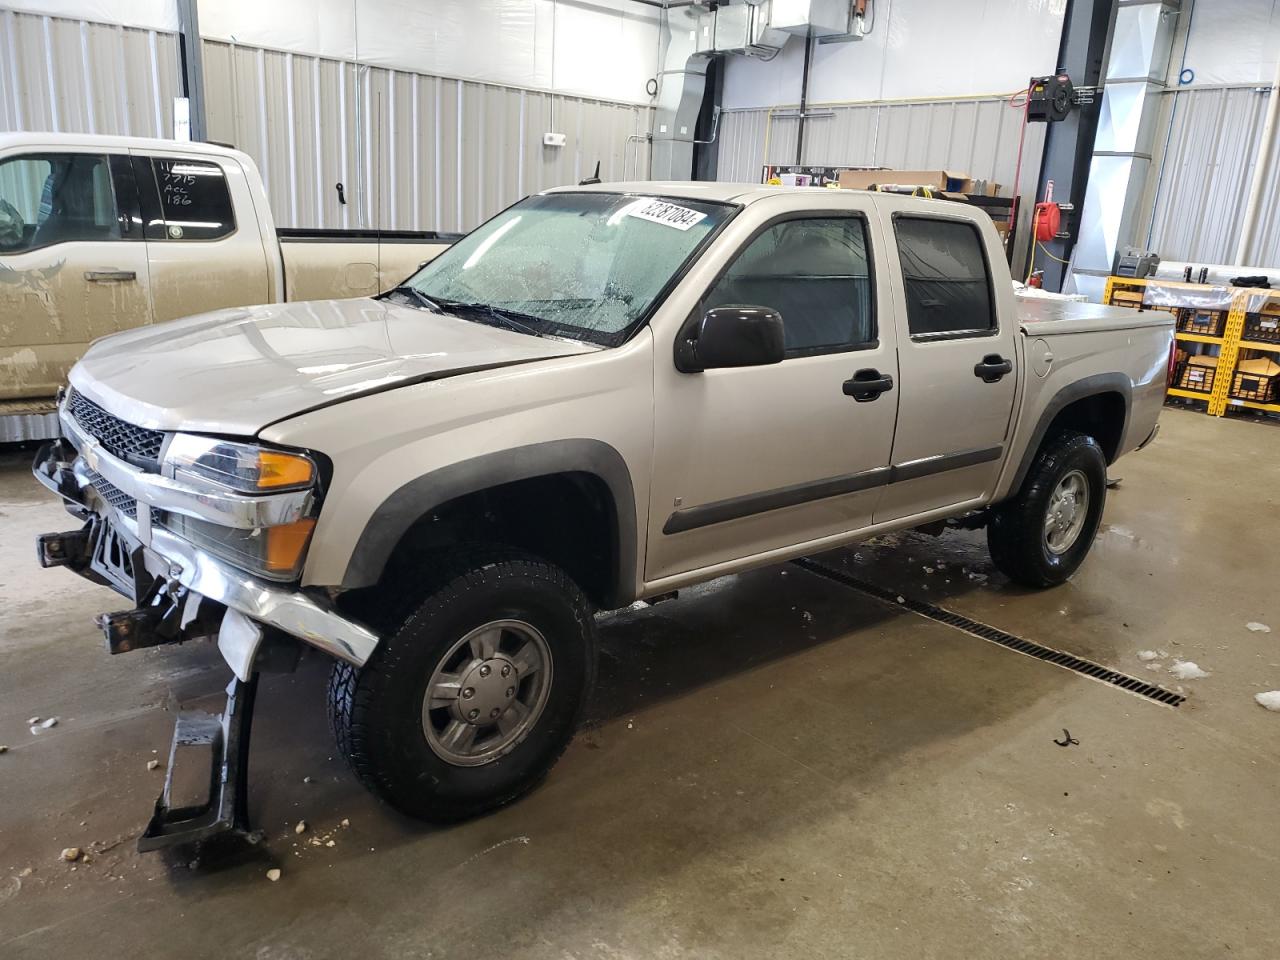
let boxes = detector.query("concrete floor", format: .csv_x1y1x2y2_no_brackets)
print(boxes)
1,407,1278,959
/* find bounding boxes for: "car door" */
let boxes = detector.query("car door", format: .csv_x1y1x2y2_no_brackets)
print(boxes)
874,204,1019,523
130,150,273,322
646,205,899,583
0,149,150,400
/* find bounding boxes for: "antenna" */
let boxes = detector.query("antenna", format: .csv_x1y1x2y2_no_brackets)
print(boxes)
579,161,601,186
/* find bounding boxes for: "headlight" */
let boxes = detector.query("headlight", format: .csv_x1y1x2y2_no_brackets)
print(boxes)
160,514,317,581
160,434,319,580
164,434,315,493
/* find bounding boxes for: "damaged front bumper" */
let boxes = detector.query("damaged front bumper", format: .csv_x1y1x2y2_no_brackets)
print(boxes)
32,432,379,672
33,413,382,851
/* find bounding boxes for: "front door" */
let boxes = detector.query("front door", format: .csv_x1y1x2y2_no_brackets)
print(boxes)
0,149,151,400
875,210,1019,522
646,209,899,582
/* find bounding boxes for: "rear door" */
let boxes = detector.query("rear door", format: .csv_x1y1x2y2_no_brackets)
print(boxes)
874,205,1019,522
0,148,150,400
131,151,273,322
646,201,899,582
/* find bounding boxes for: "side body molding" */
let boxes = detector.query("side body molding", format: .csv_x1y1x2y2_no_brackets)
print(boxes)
1003,372,1132,498
340,439,639,606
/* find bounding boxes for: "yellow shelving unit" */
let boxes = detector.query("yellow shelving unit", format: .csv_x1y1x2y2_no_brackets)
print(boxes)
1103,277,1280,417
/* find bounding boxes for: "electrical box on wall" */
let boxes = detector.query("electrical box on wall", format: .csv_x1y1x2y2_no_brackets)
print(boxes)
1027,74,1075,122
543,132,566,148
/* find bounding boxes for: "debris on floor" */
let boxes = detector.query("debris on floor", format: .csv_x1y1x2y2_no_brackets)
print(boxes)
30,717,58,735
60,847,82,863
1168,660,1210,681
1254,691,1280,712
266,868,282,882
1246,622,1271,633
295,821,308,835
1053,729,1080,747
1137,650,1162,661
146,759,160,771
0,745,8,754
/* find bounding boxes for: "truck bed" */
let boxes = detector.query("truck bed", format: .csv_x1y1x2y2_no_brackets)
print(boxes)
278,229,462,301
1017,298,1174,336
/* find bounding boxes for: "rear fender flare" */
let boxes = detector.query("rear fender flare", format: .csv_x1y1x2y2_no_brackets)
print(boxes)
1005,373,1132,497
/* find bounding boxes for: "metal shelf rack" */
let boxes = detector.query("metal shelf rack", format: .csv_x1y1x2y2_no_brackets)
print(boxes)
1103,276,1280,417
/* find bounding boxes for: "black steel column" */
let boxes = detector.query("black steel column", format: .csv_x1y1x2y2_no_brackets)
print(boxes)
1033,0,1114,290
176,0,208,142
693,54,723,182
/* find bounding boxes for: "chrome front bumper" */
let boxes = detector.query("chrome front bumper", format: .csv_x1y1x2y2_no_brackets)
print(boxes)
33,431,379,667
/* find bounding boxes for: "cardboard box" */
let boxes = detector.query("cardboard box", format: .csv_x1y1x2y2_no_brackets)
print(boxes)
837,169,971,192
1230,356,1280,403
1176,354,1218,393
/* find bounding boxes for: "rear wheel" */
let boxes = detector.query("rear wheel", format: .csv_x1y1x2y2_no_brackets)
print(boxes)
987,431,1107,588
328,549,595,822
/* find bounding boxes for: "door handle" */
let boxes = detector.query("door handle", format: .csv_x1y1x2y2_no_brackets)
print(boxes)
84,270,137,283
974,354,1013,383
843,368,894,402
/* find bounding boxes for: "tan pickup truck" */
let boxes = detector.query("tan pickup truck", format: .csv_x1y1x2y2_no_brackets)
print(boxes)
0,133,457,439
34,183,1172,849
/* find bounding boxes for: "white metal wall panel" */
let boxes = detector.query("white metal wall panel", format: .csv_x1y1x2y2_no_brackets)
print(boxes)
0,9,179,137
718,97,1040,191
201,39,652,233
1141,85,1279,267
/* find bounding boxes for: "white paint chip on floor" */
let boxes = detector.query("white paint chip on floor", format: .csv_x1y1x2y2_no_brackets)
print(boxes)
1254,691,1280,712
1169,660,1210,681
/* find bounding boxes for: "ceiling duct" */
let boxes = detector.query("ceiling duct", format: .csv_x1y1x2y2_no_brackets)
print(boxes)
1066,0,1180,301
649,1,853,181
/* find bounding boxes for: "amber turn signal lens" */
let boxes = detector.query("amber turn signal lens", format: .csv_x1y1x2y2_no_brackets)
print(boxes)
264,518,316,573
257,451,315,489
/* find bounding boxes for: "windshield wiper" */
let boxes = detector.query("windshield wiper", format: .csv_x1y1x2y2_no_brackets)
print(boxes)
436,301,546,339
386,285,445,312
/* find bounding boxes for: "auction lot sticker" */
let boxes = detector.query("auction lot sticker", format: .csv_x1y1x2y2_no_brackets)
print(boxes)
628,198,707,231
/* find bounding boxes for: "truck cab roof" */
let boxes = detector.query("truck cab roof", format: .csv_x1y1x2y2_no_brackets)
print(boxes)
0,131,249,160
545,179,977,214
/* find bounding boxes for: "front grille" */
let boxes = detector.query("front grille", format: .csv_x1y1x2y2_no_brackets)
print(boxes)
68,389,165,469
85,468,138,519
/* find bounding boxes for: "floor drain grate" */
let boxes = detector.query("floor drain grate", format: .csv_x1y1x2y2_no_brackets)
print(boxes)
792,557,1186,708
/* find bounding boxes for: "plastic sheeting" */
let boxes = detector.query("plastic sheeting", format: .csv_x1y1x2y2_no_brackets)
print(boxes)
1143,282,1235,310
0,0,178,31
1175,0,1280,87
195,0,660,106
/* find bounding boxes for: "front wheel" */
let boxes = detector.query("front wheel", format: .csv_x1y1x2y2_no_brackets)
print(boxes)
987,431,1107,588
328,550,596,822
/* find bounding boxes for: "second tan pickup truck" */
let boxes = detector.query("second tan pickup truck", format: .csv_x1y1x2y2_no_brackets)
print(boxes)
0,132,458,438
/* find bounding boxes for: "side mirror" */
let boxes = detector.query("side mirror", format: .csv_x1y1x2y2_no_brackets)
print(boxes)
676,305,786,372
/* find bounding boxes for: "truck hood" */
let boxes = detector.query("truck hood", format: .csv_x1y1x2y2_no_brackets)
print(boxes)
69,298,599,436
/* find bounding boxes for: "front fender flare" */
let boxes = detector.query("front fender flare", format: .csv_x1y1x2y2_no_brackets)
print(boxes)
340,439,638,606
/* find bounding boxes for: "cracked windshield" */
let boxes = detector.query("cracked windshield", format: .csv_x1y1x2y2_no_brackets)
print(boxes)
396,192,732,346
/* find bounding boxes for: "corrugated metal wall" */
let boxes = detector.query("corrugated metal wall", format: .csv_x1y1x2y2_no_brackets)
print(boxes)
201,40,653,233
1140,84,1280,267
716,96,1043,190
716,96,1045,266
0,8,652,235
0,8,180,137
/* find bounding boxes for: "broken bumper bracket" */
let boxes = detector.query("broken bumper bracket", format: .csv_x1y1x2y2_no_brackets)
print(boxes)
138,674,262,852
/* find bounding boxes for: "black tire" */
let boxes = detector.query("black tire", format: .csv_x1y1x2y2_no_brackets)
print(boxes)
328,548,596,822
987,431,1107,588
